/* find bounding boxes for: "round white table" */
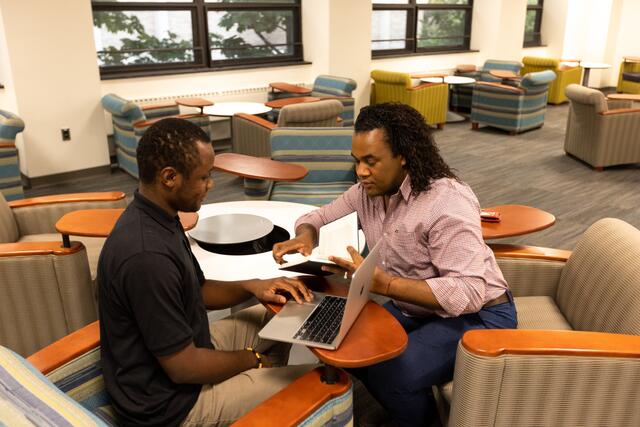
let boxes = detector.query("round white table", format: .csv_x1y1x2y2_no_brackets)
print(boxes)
580,62,611,87
202,102,272,117
421,75,476,123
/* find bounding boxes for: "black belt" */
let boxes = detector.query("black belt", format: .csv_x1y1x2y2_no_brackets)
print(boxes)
483,292,510,308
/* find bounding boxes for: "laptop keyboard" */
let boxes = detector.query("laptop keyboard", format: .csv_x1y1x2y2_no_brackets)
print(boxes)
293,295,346,344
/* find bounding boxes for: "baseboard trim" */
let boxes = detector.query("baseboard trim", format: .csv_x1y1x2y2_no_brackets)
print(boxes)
23,165,113,188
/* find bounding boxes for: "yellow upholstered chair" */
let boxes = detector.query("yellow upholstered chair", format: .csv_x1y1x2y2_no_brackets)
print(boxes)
616,56,640,94
521,56,582,104
436,218,640,427
370,70,448,128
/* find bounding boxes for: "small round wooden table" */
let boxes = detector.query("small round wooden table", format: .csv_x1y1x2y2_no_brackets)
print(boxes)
176,97,214,114
264,96,321,109
481,205,555,240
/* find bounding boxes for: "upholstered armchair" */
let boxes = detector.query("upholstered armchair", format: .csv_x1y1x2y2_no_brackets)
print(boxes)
564,84,640,170
616,56,640,94
0,321,354,425
232,99,344,158
521,56,582,104
0,109,25,201
435,218,640,427
450,60,523,110
101,94,211,178
267,127,356,206
0,191,127,281
269,75,358,126
370,70,448,128
471,70,556,134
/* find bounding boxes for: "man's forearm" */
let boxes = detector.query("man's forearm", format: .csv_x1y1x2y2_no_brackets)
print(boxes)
201,280,254,309
374,274,442,310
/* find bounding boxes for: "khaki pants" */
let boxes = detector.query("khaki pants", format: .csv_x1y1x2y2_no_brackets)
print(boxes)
181,304,317,427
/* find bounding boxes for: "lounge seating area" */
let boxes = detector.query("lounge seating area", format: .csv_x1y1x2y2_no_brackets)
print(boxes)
2,0,640,425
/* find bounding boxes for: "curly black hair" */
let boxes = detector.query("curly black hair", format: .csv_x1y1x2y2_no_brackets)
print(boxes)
136,118,210,184
354,103,457,194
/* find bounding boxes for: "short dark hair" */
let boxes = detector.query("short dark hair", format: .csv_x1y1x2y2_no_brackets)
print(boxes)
354,103,457,194
136,118,210,184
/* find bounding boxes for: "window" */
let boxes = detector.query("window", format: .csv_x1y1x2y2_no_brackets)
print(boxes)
91,0,302,78
372,0,473,57
524,0,543,47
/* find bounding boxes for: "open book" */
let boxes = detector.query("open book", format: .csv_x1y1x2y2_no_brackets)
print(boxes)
279,212,359,276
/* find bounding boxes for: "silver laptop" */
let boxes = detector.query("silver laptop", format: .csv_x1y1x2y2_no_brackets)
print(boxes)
259,240,383,350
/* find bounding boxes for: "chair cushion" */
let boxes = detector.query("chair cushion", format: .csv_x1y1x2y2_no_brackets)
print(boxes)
0,346,108,426
622,72,640,83
0,193,19,243
513,296,573,330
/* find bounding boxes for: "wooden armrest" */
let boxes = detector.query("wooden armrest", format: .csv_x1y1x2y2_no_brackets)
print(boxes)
8,191,126,209
0,241,84,257
232,367,351,427
269,82,312,94
0,142,16,149
599,108,640,116
462,329,640,359
235,112,277,130
141,102,178,111
489,70,519,79
560,58,581,63
623,56,640,63
490,243,571,262
133,113,208,128
411,72,446,79
475,81,525,94
607,94,640,101
408,82,444,91
558,64,579,71
456,64,477,73
28,321,100,375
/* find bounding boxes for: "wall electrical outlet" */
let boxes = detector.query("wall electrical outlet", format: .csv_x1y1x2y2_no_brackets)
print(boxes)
61,128,71,141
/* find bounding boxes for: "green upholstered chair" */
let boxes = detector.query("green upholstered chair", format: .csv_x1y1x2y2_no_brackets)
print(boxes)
0,110,25,201
616,56,640,94
241,127,356,206
564,84,640,171
470,70,556,134
101,94,211,178
370,70,448,128
2,321,353,426
521,56,582,104
436,218,640,427
450,60,523,110
269,75,358,126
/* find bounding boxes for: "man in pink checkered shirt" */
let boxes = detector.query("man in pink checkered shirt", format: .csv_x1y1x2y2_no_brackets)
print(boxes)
273,103,517,427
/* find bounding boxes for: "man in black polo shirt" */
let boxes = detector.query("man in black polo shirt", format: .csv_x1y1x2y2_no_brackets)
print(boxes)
98,118,315,426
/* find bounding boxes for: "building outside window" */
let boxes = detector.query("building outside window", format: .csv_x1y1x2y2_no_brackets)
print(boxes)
91,0,302,78
524,0,543,47
372,0,473,57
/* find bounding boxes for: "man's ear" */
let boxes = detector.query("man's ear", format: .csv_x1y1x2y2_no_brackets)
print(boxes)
159,167,179,189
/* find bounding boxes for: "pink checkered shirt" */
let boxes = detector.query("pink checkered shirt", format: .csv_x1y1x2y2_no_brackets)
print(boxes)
295,176,508,317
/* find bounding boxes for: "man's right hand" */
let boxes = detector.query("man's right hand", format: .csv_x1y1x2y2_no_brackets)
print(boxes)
272,237,313,264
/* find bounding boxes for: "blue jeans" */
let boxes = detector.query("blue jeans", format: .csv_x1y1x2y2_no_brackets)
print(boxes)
350,295,517,427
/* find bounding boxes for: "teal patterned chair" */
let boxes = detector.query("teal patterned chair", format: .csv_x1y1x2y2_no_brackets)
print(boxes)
0,321,354,426
266,127,356,206
101,94,211,178
470,70,556,134
269,75,358,126
450,60,523,111
0,110,25,201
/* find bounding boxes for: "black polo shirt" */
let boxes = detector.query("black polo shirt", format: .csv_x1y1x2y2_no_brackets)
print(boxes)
98,191,212,427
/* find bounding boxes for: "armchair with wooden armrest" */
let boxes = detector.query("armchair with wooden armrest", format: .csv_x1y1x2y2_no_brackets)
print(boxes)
435,218,640,427
521,56,582,104
12,321,354,426
0,109,25,201
450,60,523,110
232,99,344,158
101,93,211,178
616,56,640,94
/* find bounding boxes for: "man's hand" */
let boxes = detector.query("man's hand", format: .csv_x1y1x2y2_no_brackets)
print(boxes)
272,237,313,264
244,277,314,304
323,246,363,278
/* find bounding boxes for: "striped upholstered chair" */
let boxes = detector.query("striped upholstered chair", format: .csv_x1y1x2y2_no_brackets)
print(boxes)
101,94,211,178
265,127,356,206
450,60,523,111
436,218,640,427
0,321,354,426
564,84,640,171
616,56,640,94
269,75,358,126
370,70,448,128
0,110,25,201
470,70,556,134
521,56,582,104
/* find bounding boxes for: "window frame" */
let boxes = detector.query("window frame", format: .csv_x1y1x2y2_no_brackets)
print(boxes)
92,0,303,78
372,0,473,58
523,0,543,47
